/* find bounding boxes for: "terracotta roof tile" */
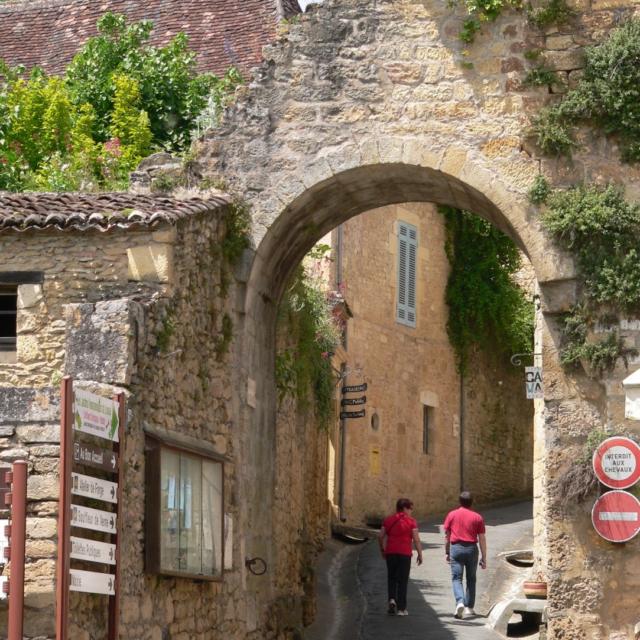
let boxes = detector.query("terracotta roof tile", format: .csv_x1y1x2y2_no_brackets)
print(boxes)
0,192,230,232
0,0,294,76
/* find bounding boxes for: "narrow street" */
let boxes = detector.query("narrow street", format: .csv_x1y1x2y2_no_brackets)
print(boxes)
307,501,533,640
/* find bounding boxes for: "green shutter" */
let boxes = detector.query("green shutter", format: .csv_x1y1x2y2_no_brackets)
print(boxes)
397,221,417,327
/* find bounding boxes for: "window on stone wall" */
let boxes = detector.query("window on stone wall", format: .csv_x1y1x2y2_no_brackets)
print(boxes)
422,405,433,454
0,285,17,352
397,221,417,328
145,437,224,580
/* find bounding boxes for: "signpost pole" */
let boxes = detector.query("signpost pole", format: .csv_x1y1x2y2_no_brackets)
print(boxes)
337,365,347,523
108,392,125,640
56,377,73,640
7,460,27,640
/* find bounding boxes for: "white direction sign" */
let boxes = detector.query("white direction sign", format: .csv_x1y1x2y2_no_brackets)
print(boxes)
73,388,119,442
525,366,543,399
70,569,115,595
0,576,7,601
71,504,117,534
72,472,118,504
71,536,116,565
0,519,8,561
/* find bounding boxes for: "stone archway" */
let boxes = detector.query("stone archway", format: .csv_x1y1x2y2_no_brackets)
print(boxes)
193,1,637,637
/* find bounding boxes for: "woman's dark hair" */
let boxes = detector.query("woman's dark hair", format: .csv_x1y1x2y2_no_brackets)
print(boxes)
396,498,413,512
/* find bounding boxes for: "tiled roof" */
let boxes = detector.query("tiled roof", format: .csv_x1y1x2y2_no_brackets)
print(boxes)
0,192,230,232
0,0,294,76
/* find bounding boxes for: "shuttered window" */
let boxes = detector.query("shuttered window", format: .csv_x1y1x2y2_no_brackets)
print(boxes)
396,221,417,327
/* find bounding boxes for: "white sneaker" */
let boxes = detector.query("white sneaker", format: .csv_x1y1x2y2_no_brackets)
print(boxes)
397,609,408,616
463,607,475,617
454,602,464,619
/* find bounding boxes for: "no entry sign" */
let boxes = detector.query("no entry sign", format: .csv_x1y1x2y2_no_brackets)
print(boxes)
592,490,640,543
592,437,640,489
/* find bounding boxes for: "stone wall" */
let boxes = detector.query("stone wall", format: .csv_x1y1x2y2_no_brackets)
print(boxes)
0,224,171,638
463,346,534,504
331,202,533,524
195,0,640,637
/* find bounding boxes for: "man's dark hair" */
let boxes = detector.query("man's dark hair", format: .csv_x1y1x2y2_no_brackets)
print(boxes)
459,491,473,508
396,498,413,512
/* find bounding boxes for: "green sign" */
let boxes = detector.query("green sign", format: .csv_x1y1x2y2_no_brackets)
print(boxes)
73,389,119,442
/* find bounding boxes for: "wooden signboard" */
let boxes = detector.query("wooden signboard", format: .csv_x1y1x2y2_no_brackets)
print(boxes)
56,378,124,640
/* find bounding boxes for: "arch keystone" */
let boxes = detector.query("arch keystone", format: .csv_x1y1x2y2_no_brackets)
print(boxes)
402,139,444,170
377,137,405,164
324,143,363,175
301,158,334,189
440,147,469,178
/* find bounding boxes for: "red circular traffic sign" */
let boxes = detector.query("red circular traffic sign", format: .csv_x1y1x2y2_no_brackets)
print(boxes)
592,436,640,489
592,490,640,543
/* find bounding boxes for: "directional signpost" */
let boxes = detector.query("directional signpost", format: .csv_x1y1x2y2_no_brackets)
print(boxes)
56,378,124,640
592,490,640,543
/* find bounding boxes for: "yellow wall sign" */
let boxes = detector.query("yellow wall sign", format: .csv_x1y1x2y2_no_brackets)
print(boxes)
370,447,381,476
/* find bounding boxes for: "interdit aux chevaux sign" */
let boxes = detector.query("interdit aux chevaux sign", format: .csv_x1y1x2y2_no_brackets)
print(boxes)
592,437,640,543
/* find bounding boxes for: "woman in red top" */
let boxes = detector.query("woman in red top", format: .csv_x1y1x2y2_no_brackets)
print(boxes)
378,498,423,616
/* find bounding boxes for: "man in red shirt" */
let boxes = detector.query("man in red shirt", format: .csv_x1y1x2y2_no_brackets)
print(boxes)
443,491,487,620
378,498,423,616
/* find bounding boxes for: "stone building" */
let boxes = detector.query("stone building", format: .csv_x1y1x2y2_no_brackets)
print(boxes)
0,192,328,639
2,0,640,639
327,204,534,526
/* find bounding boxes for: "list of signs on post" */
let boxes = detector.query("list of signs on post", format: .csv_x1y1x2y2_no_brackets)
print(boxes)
69,388,121,595
591,436,640,543
340,382,367,420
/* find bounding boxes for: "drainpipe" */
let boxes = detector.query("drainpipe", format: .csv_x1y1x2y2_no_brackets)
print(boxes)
459,370,465,491
338,363,347,522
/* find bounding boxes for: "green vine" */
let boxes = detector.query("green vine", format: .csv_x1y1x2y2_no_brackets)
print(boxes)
276,253,341,429
531,19,640,162
537,184,640,375
156,309,176,353
451,0,572,44
441,206,535,373
214,314,233,361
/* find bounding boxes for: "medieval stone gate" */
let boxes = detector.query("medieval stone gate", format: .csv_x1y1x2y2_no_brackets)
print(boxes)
196,1,640,638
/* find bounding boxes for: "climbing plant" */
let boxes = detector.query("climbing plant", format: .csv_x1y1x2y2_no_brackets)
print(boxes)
0,13,242,192
531,19,640,162
441,206,534,374
452,0,573,44
276,249,341,429
533,182,640,375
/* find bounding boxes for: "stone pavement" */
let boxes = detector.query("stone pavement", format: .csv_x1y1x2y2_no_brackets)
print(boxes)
306,501,533,640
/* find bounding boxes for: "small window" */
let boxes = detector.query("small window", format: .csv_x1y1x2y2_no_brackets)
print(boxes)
0,286,17,352
422,406,433,454
397,221,417,327
146,439,224,580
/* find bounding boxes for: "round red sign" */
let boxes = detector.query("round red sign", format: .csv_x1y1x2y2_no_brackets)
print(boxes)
592,436,640,489
592,490,640,543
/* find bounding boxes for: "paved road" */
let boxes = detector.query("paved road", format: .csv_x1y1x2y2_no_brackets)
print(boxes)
306,501,533,640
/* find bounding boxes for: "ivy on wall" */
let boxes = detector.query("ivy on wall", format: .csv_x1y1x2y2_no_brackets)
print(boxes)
440,206,535,373
0,12,241,192
532,19,640,162
276,249,341,429
453,0,573,44
533,181,640,375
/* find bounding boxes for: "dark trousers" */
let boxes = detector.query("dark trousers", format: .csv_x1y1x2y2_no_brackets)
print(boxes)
386,554,411,610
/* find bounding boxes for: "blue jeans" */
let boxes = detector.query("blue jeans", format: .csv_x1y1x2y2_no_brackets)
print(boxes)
450,543,479,608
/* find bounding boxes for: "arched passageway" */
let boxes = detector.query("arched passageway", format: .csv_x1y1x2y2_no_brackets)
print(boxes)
191,1,640,636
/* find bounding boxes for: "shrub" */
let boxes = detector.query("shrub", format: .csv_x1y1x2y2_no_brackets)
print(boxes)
532,19,640,162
